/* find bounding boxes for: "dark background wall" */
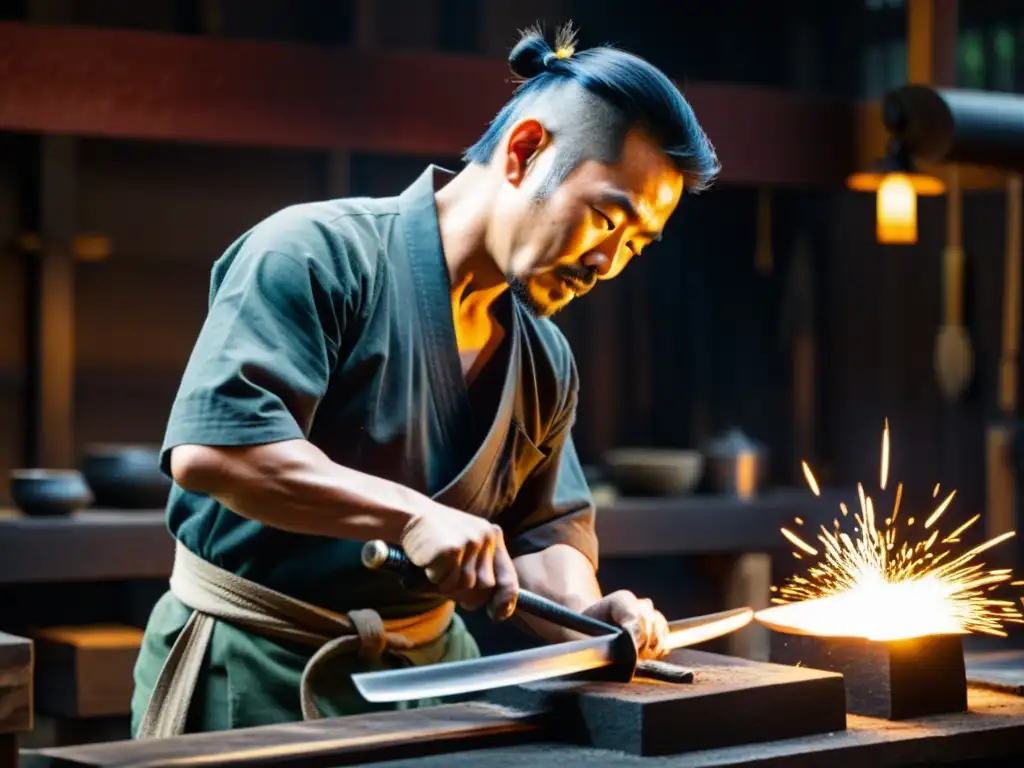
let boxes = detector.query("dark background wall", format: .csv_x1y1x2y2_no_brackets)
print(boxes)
2,0,1024,539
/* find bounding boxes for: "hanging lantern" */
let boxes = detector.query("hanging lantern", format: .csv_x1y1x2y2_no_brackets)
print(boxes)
848,140,945,245
877,173,916,244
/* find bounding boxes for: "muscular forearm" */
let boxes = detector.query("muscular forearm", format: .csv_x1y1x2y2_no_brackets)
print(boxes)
512,544,603,643
169,439,434,542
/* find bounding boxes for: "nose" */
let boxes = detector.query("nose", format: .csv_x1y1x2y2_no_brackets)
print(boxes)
580,249,614,278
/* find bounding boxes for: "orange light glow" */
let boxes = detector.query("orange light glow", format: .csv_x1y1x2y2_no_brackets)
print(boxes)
877,174,918,244
847,165,944,246
757,419,1024,642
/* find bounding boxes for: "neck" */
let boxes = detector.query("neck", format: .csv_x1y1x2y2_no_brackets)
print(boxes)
434,165,508,307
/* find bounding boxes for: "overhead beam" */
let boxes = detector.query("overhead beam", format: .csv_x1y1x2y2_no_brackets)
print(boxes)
0,21,854,188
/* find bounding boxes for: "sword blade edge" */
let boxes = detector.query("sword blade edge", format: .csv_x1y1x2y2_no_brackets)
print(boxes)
352,635,619,703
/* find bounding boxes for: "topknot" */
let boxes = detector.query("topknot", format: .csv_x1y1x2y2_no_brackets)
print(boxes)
508,22,578,80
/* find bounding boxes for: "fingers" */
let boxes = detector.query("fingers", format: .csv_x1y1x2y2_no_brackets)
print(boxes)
488,530,519,620
476,536,497,593
646,608,671,660
439,534,482,595
604,590,641,626
401,511,518,619
589,591,670,659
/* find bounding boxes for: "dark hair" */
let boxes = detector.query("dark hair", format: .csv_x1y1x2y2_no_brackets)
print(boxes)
463,24,720,194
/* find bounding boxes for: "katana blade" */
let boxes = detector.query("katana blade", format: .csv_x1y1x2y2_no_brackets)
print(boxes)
352,607,753,703
352,633,622,703
665,607,754,650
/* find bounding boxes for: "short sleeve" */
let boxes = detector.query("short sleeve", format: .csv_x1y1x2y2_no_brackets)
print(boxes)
159,246,345,476
502,398,599,569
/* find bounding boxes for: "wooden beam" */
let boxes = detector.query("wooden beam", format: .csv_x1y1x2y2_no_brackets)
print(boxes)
0,22,855,188
908,0,958,87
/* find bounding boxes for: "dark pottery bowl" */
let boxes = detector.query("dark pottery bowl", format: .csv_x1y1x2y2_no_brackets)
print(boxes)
10,469,94,517
81,443,171,509
602,449,705,497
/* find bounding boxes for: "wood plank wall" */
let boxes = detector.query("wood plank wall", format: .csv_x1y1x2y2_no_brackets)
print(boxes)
1,139,1019,537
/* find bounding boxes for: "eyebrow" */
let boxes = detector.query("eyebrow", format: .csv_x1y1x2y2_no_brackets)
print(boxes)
596,190,663,242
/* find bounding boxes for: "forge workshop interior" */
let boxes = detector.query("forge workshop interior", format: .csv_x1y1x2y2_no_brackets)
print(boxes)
7,0,1024,766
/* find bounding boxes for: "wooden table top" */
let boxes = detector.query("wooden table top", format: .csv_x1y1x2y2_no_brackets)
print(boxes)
363,685,1024,767
24,685,1024,767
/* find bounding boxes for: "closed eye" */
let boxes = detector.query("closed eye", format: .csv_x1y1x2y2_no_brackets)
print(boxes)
593,207,615,231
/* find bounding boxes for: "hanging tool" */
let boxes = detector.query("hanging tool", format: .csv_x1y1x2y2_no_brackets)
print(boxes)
986,175,1022,545
934,167,974,401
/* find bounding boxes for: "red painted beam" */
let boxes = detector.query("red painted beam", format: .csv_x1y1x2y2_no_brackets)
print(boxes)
0,22,857,188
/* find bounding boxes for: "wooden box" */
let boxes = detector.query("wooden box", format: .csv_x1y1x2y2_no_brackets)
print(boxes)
32,625,142,719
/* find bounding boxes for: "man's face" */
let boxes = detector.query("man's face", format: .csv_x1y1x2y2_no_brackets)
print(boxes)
496,126,684,318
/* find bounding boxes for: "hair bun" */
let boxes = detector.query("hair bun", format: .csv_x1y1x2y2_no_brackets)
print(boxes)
508,33,553,79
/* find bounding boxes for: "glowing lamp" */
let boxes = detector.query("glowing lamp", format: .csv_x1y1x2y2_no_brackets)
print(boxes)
876,174,916,243
847,141,945,245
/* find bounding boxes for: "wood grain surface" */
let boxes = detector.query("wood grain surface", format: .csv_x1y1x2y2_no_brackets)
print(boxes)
0,631,32,735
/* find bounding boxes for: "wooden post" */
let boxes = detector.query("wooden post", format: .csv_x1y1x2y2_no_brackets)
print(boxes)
373,0,439,51
325,151,352,199
353,0,376,50
24,0,77,470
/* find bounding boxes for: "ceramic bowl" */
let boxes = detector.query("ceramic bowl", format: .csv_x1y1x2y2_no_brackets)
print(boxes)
602,448,705,497
10,469,94,516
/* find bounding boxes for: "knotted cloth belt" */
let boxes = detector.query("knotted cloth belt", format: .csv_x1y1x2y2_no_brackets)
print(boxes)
136,541,455,739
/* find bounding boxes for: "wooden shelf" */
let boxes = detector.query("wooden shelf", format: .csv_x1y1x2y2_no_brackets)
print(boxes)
0,488,847,585
596,488,846,557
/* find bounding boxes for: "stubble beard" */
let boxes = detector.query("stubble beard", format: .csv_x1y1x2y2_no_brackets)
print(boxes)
507,274,549,318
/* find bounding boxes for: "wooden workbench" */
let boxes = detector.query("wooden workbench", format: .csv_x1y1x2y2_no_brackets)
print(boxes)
0,632,32,768
19,686,1024,767
21,650,1024,768
364,686,1024,767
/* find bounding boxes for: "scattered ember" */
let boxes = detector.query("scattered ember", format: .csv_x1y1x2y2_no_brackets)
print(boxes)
757,419,1024,641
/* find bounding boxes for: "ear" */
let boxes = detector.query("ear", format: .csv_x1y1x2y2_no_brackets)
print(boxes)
503,119,548,187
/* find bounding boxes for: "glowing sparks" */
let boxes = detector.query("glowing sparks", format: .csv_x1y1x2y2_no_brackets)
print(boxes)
944,514,980,544
881,418,890,490
924,490,956,529
781,527,818,556
759,420,1024,641
802,461,821,497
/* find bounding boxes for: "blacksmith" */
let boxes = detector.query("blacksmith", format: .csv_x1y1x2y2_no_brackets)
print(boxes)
132,24,719,736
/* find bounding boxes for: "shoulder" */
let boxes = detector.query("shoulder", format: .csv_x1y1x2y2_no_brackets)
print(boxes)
240,198,397,286
213,197,403,316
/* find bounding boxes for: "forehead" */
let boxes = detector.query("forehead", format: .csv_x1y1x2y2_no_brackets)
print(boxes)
567,130,683,218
